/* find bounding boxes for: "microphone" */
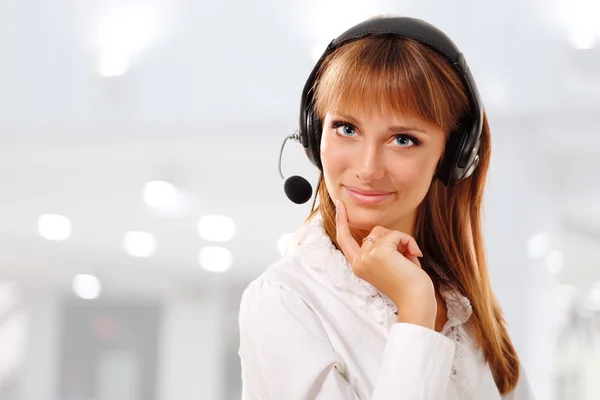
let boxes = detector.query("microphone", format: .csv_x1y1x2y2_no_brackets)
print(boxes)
278,133,313,204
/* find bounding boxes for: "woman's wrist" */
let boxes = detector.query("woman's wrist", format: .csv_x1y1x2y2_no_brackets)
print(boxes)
392,283,437,330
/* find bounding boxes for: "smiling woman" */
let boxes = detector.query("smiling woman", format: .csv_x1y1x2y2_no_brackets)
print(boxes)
319,108,447,231
239,15,535,400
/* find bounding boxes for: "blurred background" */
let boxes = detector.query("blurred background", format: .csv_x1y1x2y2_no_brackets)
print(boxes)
0,0,599,399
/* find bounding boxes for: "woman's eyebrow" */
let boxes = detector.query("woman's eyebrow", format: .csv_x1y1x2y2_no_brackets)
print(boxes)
332,113,361,126
387,124,428,134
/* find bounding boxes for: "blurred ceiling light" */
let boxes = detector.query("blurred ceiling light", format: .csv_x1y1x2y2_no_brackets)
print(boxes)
73,274,101,300
38,214,72,241
98,51,130,77
142,180,191,218
527,232,551,259
277,233,294,256
553,0,599,49
198,246,233,273
123,231,157,258
197,215,236,242
568,27,596,49
96,5,163,77
143,180,178,208
546,250,564,275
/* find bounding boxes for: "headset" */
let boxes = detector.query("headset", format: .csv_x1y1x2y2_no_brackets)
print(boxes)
279,16,484,204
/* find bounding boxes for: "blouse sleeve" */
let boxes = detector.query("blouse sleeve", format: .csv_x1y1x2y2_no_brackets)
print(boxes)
238,279,456,400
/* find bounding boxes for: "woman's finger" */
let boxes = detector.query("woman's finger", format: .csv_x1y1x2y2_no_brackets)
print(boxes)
405,254,422,268
335,200,361,263
361,235,377,250
381,230,424,258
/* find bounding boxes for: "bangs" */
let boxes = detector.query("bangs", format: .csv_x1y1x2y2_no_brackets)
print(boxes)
313,35,469,133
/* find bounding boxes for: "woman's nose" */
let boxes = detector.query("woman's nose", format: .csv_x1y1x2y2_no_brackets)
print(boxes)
355,144,385,182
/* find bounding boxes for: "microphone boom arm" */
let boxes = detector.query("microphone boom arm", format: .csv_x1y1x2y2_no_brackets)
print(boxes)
278,132,300,181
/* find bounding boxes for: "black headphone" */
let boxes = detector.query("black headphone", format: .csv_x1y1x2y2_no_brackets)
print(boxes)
279,16,484,204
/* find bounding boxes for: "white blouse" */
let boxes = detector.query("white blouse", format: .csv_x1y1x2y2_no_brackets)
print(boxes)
238,215,536,400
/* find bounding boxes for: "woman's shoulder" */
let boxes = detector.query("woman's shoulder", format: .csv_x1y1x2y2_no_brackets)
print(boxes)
241,253,314,309
238,255,333,343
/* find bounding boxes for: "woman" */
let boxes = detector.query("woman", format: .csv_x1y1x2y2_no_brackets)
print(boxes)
238,15,535,400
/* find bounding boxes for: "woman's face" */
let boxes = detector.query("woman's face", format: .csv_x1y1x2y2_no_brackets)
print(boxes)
320,109,447,235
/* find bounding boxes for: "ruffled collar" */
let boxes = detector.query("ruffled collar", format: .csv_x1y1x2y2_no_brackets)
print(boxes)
286,213,476,398
286,214,473,330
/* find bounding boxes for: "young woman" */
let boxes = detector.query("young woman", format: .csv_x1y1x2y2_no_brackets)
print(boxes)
238,15,535,400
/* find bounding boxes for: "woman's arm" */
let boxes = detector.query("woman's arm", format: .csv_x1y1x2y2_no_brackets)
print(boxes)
238,279,456,400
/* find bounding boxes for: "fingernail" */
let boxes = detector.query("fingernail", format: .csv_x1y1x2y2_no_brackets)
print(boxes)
418,249,424,258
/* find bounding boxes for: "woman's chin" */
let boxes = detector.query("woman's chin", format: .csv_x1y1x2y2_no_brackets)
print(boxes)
346,213,382,231
345,205,407,233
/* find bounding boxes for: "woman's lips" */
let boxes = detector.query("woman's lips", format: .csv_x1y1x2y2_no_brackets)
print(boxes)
344,186,394,205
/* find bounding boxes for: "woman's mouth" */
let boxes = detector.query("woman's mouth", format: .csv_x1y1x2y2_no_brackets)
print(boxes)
343,186,394,205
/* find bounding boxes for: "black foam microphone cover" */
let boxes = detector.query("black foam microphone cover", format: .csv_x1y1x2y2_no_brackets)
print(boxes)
283,175,313,204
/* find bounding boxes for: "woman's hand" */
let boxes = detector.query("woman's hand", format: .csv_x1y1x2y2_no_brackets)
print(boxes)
335,200,437,329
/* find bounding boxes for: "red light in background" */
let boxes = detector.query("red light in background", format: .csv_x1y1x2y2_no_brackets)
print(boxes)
91,316,116,340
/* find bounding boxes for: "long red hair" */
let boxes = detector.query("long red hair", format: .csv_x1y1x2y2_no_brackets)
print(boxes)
305,32,520,394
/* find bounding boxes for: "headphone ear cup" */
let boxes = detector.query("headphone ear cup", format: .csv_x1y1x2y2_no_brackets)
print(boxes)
305,109,323,170
436,129,463,186
436,122,483,185
463,154,480,179
461,133,481,180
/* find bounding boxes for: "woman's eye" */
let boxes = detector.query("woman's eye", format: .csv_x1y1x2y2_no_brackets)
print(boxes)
335,124,356,136
394,135,419,148
330,120,420,148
